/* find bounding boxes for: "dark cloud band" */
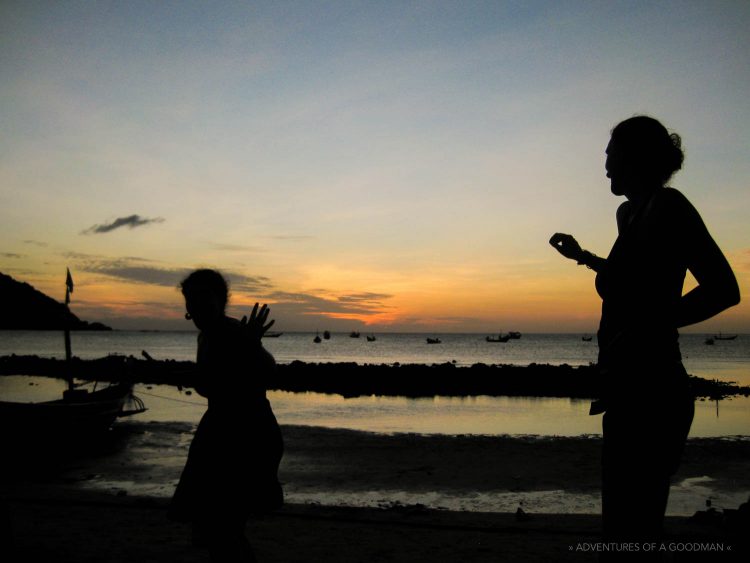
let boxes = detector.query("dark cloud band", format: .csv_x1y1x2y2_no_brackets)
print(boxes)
82,215,165,235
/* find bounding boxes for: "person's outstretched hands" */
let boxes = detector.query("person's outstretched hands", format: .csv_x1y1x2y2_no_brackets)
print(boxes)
549,233,583,261
240,303,275,342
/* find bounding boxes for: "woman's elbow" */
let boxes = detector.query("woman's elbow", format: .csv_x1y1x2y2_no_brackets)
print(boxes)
727,284,741,307
718,276,741,309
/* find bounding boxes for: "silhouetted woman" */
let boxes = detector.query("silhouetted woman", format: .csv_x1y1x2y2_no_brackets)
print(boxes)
168,269,283,562
550,116,739,544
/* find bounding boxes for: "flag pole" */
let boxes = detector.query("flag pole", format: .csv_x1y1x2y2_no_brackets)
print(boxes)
64,268,74,392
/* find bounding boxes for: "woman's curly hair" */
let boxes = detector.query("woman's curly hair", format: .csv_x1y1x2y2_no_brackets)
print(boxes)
180,269,230,310
611,115,684,184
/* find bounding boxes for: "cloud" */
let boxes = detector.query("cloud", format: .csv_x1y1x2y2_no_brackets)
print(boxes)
227,273,273,293
208,242,264,253
85,263,190,287
82,214,165,234
337,292,393,304
266,290,393,317
266,235,315,242
64,252,273,293
1,252,24,259
23,240,48,247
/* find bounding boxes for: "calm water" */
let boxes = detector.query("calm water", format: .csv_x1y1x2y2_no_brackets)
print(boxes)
1,376,747,438
2,331,748,513
1,330,748,437
1,330,749,384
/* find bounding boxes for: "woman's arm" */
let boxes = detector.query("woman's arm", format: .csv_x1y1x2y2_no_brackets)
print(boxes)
549,233,606,273
673,196,740,327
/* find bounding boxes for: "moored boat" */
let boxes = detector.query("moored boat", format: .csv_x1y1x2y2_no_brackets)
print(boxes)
0,270,145,450
713,332,738,340
263,331,284,338
486,334,510,343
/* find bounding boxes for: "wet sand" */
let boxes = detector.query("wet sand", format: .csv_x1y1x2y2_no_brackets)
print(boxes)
3,424,749,561
9,493,743,563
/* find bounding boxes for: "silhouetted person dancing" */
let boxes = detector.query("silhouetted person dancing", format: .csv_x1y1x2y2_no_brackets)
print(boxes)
550,116,739,548
168,269,283,563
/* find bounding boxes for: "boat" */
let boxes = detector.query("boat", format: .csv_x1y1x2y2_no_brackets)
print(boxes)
582,335,593,342
263,331,283,338
350,331,361,338
313,333,322,343
486,334,510,343
0,269,145,450
1,381,145,442
508,331,522,339
426,337,441,344
366,335,377,342
323,330,331,340
714,333,738,341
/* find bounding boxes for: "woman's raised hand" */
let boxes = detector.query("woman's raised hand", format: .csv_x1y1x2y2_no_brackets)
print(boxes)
240,303,275,342
549,233,583,261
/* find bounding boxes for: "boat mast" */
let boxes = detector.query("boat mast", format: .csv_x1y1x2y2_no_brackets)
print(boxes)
64,268,74,392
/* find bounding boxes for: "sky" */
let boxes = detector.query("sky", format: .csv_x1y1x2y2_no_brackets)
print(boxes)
1,1,749,333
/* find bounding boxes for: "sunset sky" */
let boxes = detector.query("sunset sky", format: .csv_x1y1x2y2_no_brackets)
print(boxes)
1,1,748,333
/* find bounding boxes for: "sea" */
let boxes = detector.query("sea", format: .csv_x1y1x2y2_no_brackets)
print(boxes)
1,330,748,514
1,330,748,437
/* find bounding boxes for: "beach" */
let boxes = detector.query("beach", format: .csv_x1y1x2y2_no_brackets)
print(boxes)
4,423,749,562
2,346,748,561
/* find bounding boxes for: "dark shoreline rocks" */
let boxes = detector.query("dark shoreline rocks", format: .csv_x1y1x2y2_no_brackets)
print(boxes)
1,354,747,400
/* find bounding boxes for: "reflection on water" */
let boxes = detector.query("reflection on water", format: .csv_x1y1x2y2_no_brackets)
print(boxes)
3,375,747,516
268,391,750,438
2,376,748,437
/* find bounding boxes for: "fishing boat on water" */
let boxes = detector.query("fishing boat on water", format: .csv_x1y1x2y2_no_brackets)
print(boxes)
426,337,441,344
713,332,738,341
263,331,283,338
486,334,510,343
0,269,145,448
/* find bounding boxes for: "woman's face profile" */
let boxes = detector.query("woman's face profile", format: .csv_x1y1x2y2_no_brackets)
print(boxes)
184,289,224,330
605,139,636,197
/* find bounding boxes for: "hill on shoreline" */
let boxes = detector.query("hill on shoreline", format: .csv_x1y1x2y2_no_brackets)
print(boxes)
0,272,111,331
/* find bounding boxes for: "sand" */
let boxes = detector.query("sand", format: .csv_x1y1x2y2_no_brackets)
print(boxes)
3,424,749,562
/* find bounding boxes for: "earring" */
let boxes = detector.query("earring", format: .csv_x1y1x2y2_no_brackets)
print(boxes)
185,313,192,320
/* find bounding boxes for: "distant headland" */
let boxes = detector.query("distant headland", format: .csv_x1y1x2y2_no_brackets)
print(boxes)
0,272,112,331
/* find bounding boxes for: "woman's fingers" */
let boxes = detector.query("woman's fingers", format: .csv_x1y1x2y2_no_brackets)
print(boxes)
550,232,571,245
249,302,260,321
258,304,269,322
